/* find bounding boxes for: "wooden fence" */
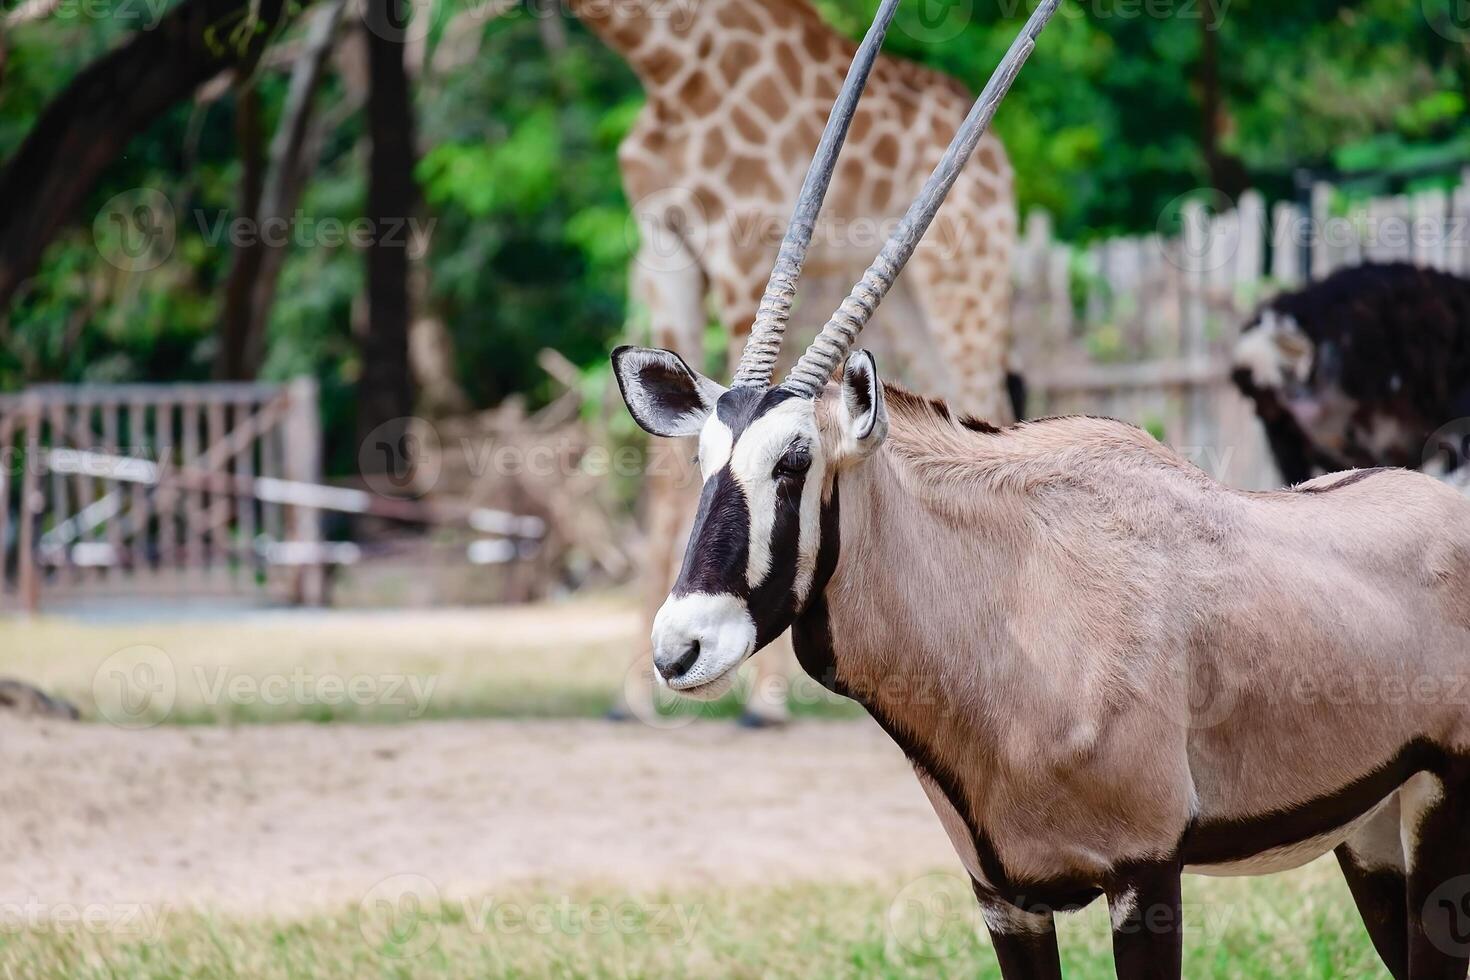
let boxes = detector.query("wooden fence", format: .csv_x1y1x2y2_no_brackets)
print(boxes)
1014,171,1470,491
0,378,325,612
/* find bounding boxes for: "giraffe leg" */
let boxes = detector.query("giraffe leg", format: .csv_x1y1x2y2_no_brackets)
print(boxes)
610,230,709,722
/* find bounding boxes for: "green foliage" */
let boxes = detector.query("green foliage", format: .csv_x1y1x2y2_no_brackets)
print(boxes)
0,0,1465,453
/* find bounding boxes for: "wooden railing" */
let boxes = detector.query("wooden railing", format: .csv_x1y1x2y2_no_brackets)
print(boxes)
1013,172,1470,491
0,378,324,612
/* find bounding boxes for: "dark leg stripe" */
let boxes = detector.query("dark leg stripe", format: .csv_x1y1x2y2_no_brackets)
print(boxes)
1182,739,1447,866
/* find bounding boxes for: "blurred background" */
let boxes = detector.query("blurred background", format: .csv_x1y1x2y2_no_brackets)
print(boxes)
0,0,1467,975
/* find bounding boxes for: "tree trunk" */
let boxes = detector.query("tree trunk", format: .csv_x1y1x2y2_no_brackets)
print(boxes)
239,0,348,378
0,0,311,311
357,0,418,468
216,82,266,380
1198,5,1248,197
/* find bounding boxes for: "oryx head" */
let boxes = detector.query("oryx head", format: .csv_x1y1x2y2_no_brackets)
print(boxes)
612,0,1060,697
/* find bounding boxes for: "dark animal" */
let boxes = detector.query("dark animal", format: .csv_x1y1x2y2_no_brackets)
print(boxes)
0,678,79,720
1231,262,1470,485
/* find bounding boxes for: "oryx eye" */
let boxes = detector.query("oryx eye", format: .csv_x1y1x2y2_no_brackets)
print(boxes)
773,446,811,481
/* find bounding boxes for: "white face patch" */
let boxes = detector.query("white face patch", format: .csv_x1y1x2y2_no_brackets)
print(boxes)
650,592,757,696
719,399,825,593
1232,311,1313,390
698,417,733,480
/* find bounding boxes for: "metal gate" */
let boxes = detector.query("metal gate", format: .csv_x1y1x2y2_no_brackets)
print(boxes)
0,378,325,612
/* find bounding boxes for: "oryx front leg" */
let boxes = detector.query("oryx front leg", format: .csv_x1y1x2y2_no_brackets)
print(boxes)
978,895,1063,980
1106,861,1183,980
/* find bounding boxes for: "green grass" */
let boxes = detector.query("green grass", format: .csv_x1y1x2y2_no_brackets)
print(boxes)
0,598,860,725
0,865,1383,979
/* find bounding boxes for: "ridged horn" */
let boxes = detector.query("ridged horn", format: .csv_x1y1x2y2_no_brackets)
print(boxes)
783,0,1063,398
730,0,901,389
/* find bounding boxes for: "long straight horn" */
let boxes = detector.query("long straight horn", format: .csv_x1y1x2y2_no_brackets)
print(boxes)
731,0,901,389
783,0,1063,398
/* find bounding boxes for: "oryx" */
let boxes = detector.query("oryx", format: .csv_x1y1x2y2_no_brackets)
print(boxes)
611,1,1470,976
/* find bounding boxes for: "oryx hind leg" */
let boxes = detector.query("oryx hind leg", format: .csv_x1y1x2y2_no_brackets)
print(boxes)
1336,793,1408,978
1402,767,1470,978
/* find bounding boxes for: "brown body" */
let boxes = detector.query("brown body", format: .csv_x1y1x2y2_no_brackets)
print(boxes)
813,390,1470,895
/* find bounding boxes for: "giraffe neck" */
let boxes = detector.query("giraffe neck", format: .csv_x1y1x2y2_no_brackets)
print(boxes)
568,0,825,92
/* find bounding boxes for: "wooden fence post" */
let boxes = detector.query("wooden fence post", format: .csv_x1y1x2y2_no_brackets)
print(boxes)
17,395,41,614
283,376,325,605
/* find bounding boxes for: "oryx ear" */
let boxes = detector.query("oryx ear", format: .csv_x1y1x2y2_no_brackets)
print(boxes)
840,349,887,455
612,346,727,438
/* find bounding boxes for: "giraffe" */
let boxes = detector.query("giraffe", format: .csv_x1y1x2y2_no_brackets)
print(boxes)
571,0,1018,723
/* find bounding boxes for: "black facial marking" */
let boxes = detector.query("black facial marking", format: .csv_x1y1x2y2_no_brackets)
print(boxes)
671,466,750,599
746,458,807,649
670,384,811,646
715,384,797,439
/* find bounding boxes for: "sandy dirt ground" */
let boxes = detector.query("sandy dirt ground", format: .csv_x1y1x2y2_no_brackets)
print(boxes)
0,717,955,918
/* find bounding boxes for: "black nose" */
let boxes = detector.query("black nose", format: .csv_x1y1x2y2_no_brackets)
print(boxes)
657,641,700,681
